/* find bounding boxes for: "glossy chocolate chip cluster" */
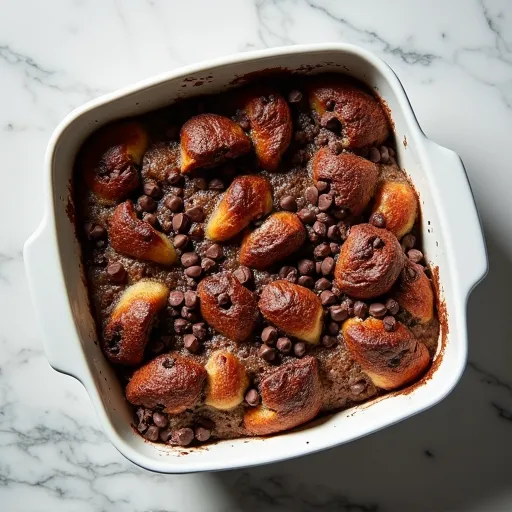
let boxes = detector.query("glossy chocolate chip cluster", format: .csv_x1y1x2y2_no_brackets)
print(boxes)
74,74,439,446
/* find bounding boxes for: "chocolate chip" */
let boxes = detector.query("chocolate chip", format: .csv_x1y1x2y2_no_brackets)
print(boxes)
401,233,416,251
143,182,162,199
259,344,276,362
325,99,335,111
369,212,386,228
174,234,189,249
159,429,172,442
369,147,381,163
317,212,334,225
334,207,349,220
245,389,260,406
316,181,329,193
320,290,336,305
293,342,306,358
87,224,106,240
353,301,368,319
167,171,182,185
174,318,190,334
189,224,204,241
318,194,333,212
168,306,180,318
186,206,205,223
234,266,253,285
185,265,202,278
322,335,337,348
369,303,387,318
289,274,308,289
172,213,190,233
298,259,314,275
341,298,354,317
305,187,319,206
350,380,367,394
297,208,316,225
380,146,390,163
184,334,200,353
276,337,292,353
314,243,331,259
373,237,384,249
279,266,298,282
315,261,322,274
201,257,216,273
144,425,160,441
182,306,195,322
153,411,168,428
385,298,400,315
327,322,340,336
170,427,194,446
205,244,223,260
181,252,200,267
138,195,157,213
165,195,183,212
194,178,208,190
327,225,340,240
217,292,231,308
313,221,327,237
106,262,126,283
329,242,340,254
280,195,297,212
408,249,424,263
192,322,207,340
143,213,158,226
406,266,418,280
383,316,397,332
320,257,335,275
209,178,224,190
261,326,277,345
308,231,320,244
184,290,198,309
288,90,303,103
169,290,185,307
330,305,348,322
195,427,211,442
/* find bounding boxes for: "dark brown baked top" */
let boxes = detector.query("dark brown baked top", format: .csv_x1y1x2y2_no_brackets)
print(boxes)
74,73,439,447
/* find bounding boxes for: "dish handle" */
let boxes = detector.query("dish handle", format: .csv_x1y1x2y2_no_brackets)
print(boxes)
424,140,488,297
24,217,89,381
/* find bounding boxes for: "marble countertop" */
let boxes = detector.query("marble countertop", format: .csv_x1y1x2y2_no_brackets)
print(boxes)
2,0,511,510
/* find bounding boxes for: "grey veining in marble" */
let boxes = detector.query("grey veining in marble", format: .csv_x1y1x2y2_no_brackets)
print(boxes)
1,0,512,510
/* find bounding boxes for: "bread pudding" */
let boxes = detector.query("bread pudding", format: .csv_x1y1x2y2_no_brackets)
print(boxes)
74,74,439,447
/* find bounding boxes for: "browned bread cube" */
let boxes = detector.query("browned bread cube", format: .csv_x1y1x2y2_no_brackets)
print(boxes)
205,175,273,241
334,223,404,299
83,121,148,204
180,114,251,173
198,272,259,342
243,90,292,170
259,281,323,344
239,212,306,269
244,356,322,435
312,148,379,216
126,353,206,413
109,201,177,266
393,262,434,323
205,351,249,410
371,180,418,239
342,317,430,390
103,280,169,365
308,79,389,149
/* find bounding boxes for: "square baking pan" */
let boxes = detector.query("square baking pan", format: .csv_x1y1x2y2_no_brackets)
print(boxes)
24,44,487,473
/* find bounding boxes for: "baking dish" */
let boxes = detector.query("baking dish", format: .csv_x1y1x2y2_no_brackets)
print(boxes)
24,44,487,473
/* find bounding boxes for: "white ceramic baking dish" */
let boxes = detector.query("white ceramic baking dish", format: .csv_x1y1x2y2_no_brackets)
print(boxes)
24,44,487,473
